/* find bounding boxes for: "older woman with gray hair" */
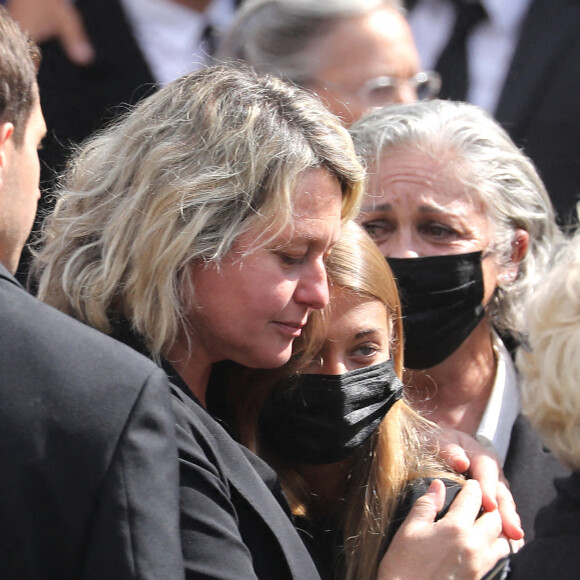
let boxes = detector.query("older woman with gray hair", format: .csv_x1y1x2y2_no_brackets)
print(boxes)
350,99,569,540
217,0,440,126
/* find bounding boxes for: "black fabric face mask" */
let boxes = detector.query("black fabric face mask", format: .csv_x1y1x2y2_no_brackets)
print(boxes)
387,251,486,370
259,360,403,465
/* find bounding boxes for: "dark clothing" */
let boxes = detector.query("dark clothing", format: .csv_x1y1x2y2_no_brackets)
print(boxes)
504,413,570,541
508,472,580,578
165,366,321,580
493,0,580,225
19,0,238,283
37,0,157,189
405,0,580,225
36,0,241,188
296,477,462,580
0,264,183,579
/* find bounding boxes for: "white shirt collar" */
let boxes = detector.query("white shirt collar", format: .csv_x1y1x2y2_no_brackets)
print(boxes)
120,0,236,86
482,0,531,33
475,331,520,465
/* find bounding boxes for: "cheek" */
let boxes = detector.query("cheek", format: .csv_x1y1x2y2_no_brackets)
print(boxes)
481,259,501,302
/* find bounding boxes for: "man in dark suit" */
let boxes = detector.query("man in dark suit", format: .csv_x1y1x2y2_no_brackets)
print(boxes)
406,0,580,226
0,8,183,578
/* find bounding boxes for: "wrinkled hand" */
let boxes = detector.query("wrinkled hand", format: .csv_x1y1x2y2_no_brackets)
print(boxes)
378,479,511,580
430,427,524,542
7,0,94,65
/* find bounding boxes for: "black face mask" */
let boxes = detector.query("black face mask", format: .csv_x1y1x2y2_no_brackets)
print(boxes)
387,251,486,370
259,360,403,465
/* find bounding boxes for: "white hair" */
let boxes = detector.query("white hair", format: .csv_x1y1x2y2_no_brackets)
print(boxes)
217,0,404,84
517,226,580,470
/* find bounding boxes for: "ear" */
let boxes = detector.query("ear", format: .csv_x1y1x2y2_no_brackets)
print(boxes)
501,228,529,284
510,228,529,264
0,122,15,172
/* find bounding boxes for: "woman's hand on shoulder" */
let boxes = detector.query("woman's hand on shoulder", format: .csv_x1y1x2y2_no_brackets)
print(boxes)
377,479,510,580
428,426,524,541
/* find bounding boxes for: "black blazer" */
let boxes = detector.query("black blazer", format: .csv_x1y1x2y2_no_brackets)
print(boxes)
405,0,580,224
36,0,242,188
37,0,157,188
508,472,580,578
168,370,321,580
0,265,183,579
503,413,570,541
494,0,580,225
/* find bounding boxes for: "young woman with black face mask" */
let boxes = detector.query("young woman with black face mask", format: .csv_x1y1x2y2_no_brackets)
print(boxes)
214,221,512,580
350,99,569,541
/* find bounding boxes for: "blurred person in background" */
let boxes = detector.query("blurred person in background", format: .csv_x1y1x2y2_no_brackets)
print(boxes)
8,0,241,281
218,0,440,127
405,0,580,226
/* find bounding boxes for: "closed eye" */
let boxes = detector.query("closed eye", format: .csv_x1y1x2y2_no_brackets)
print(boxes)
279,253,306,266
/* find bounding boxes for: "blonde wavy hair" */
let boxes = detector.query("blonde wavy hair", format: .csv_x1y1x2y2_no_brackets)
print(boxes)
232,221,461,580
34,64,364,360
517,228,580,470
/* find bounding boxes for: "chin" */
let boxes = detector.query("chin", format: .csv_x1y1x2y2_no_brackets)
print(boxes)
245,346,294,370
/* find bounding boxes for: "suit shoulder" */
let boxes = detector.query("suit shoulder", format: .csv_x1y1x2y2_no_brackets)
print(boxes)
0,275,159,378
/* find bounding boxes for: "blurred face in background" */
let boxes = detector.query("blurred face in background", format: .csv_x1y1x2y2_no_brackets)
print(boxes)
304,6,434,126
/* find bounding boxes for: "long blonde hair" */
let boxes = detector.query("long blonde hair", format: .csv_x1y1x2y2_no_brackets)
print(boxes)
233,221,461,580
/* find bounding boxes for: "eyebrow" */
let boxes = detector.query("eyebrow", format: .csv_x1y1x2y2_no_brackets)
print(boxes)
361,202,447,214
354,328,384,340
361,202,391,213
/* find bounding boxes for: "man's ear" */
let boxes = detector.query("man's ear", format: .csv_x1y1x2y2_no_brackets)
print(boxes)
0,122,15,172
501,228,529,285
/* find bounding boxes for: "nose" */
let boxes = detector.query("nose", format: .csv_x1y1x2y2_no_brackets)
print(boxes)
294,257,329,310
396,83,418,104
380,233,420,259
319,358,348,375
388,245,420,259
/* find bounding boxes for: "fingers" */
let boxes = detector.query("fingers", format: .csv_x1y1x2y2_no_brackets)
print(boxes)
375,481,448,580
377,479,510,580
443,478,484,522
424,425,471,473
54,0,94,65
410,478,446,518
496,480,524,541
424,426,525,541
437,441,471,474
446,430,501,510
474,509,511,563
6,0,94,66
